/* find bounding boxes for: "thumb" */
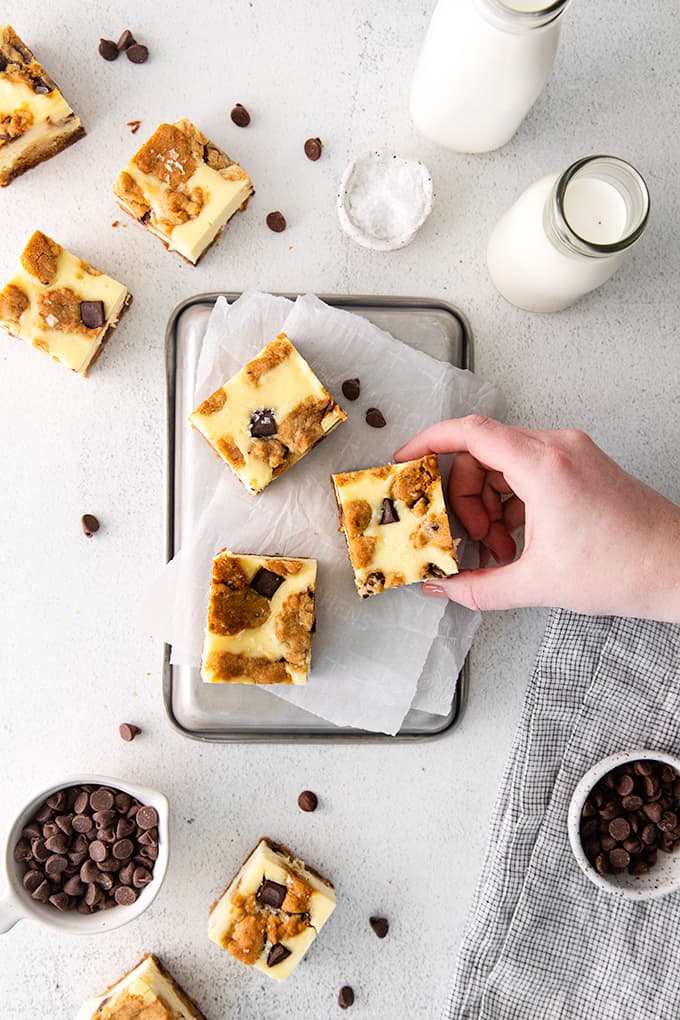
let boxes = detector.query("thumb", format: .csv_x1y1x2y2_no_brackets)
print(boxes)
422,562,536,612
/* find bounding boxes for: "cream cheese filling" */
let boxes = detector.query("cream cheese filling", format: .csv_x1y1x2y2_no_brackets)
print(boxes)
74,955,200,1020
0,78,80,172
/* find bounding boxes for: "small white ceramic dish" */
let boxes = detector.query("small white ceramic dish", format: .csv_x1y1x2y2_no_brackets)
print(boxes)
0,774,169,934
337,150,433,251
568,749,680,900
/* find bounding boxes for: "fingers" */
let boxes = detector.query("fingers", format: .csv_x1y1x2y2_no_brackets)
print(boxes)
502,494,525,533
394,415,538,475
422,561,536,611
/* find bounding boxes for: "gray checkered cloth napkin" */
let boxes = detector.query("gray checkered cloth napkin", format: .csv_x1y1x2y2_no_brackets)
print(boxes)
444,609,680,1020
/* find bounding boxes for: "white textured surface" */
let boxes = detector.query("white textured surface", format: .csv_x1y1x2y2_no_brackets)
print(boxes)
0,2,678,1018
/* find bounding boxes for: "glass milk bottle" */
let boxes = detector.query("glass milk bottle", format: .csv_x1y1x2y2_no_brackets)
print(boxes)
410,0,570,153
487,156,650,312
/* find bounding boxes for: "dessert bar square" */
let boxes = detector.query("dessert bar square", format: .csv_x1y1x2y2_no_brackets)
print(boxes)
201,550,317,686
208,838,336,981
0,231,131,375
113,118,254,264
74,953,207,1020
332,454,459,597
190,333,347,494
0,25,84,186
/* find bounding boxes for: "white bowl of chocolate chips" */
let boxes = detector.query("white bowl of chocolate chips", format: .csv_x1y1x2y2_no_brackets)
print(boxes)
1,774,169,933
568,750,680,900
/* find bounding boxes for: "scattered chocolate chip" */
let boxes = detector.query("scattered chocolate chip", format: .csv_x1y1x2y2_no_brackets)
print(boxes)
379,498,399,525
127,120,142,135
366,407,386,429
119,722,142,742
136,805,159,830
266,211,287,233
341,378,360,401
304,137,323,161
257,879,287,909
298,790,318,812
98,38,119,61
126,43,149,64
230,103,251,127
117,29,136,50
114,885,137,906
369,916,389,938
80,300,105,329
250,408,278,438
251,567,285,599
267,942,292,967
81,514,100,538
338,986,355,1010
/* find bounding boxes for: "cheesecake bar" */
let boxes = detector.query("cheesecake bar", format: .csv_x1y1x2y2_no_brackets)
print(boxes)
74,954,207,1020
0,231,131,375
0,25,84,186
113,118,254,264
201,550,316,686
332,454,459,597
208,838,336,981
190,333,347,494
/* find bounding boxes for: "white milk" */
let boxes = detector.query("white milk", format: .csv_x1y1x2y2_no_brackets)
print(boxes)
410,0,568,153
487,158,650,312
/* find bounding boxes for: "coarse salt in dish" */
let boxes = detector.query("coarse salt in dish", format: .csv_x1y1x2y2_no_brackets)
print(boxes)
337,150,433,251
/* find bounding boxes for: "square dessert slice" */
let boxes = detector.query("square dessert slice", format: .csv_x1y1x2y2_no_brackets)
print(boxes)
332,454,459,597
74,953,207,1020
208,838,336,981
113,118,254,264
190,333,347,493
0,231,131,375
0,25,84,186
201,550,316,686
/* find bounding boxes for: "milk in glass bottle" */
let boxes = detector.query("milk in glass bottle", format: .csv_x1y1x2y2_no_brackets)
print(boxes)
487,156,650,312
410,0,570,153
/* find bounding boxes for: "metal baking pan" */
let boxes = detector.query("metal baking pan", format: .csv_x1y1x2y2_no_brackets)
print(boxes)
164,293,473,742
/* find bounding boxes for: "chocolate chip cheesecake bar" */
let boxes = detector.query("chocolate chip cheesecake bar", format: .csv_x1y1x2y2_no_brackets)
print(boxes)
74,954,207,1020
332,455,459,597
0,231,131,375
190,333,346,493
208,838,336,981
0,25,84,186
201,550,316,685
113,118,254,264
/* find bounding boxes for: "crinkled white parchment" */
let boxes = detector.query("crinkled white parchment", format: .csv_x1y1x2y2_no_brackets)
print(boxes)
142,293,505,734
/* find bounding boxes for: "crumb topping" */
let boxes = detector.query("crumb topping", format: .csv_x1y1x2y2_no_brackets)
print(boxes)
216,436,246,469
245,337,293,386
342,499,372,538
352,535,377,569
0,29,56,94
265,559,303,577
21,231,61,285
0,108,34,144
277,395,335,456
0,282,29,325
37,287,97,335
224,875,313,965
115,171,151,220
250,437,288,470
411,509,453,550
96,995,178,1019
156,185,205,232
196,388,227,416
133,122,202,188
205,651,291,684
390,455,439,516
275,590,314,669
208,557,271,635
79,259,102,277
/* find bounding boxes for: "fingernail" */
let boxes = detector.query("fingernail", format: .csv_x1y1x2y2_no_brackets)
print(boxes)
422,583,448,598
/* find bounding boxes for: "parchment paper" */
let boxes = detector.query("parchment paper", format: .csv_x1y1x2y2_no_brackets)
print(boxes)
142,293,505,734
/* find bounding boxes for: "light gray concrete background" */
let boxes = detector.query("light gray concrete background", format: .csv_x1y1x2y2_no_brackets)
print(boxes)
1,1,678,1017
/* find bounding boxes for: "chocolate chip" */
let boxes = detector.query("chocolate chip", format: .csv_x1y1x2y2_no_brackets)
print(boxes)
341,378,360,401
85,883,103,908
621,794,643,812
44,834,68,854
659,811,678,832
138,829,158,846
73,792,89,814
119,722,142,742
230,103,251,127
93,809,116,827
114,885,138,906
366,407,386,429
608,817,631,842
257,879,287,909
90,789,114,812
55,815,73,836
113,838,134,860
98,38,119,61
379,498,399,525
45,854,68,878
81,514,100,538
616,774,635,796
22,870,44,892
119,862,135,886
250,408,278,437
634,760,655,776
63,876,85,896
89,840,108,863
49,892,70,912
132,866,153,888
267,942,291,967
115,792,131,813
117,29,136,50
32,880,51,902
126,43,149,64
266,211,287,232
136,806,158,830
304,137,323,161
116,817,136,839
31,839,49,863
338,986,355,1009
369,916,389,938
47,791,66,811
298,790,318,812
72,814,93,833
80,300,105,329
609,848,631,870
13,840,31,862
250,568,285,599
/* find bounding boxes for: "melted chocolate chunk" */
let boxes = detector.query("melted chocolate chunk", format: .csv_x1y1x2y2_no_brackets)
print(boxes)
379,498,399,525
250,408,277,437
257,878,287,909
80,300,105,329
267,942,292,967
250,568,285,599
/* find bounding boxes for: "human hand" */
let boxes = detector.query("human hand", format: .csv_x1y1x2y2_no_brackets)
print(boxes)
395,415,680,622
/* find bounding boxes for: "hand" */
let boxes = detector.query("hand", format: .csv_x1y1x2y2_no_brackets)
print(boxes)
395,416,680,622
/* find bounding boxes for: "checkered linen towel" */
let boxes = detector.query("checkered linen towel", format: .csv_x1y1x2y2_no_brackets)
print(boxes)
444,609,680,1020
